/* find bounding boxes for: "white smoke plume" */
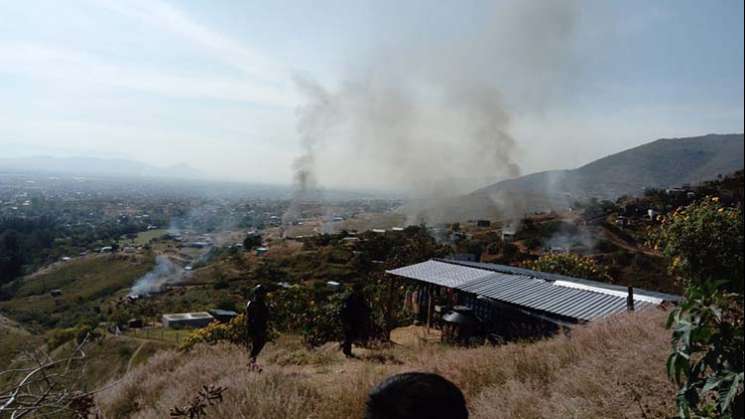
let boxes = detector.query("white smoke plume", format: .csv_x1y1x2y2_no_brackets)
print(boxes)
129,255,184,296
545,224,596,252
290,1,580,203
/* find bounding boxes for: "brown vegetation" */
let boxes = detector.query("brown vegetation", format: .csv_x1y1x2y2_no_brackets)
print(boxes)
98,308,675,418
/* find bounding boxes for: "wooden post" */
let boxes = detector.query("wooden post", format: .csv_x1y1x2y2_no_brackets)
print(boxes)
426,287,433,332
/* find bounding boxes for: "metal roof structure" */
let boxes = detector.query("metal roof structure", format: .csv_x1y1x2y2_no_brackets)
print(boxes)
386,259,676,322
385,260,494,289
438,259,681,303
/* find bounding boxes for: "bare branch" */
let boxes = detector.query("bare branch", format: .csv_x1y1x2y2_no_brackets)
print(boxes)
1,333,102,418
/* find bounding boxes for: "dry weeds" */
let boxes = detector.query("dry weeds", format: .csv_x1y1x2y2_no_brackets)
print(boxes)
97,308,675,418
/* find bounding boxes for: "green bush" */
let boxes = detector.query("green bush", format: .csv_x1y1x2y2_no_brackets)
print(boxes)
180,314,247,351
655,197,744,293
523,253,612,282
269,286,345,347
658,198,744,417
667,283,743,418
46,324,94,351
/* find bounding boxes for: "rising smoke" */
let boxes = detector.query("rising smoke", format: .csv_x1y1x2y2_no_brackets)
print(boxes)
289,1,579,205
129,255,184,297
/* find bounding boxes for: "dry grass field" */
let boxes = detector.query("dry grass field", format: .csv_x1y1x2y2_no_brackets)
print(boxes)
98,308,676,418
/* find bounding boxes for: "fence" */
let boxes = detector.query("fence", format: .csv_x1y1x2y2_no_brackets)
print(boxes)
128,327,190,344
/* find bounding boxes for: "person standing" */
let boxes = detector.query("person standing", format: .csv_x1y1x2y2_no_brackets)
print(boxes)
245,284,269,364
340,282,370,358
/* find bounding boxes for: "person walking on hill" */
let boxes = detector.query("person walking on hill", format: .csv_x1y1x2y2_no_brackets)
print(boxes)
340,282,370,358
245,284,270,365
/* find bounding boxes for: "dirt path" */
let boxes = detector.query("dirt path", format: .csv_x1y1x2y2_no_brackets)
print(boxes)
599,225,659,257
127,341,147,372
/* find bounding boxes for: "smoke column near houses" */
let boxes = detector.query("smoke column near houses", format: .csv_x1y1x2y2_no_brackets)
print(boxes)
289,1,580,209
129,255,184,297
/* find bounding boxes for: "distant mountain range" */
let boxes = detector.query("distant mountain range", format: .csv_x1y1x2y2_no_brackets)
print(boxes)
0,156,204,179
405,133,744,222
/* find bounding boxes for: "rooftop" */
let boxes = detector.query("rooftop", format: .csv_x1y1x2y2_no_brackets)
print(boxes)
162,312,213,320
386,259,680,323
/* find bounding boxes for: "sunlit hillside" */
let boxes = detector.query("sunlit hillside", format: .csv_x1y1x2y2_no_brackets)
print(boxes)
97,309,675,419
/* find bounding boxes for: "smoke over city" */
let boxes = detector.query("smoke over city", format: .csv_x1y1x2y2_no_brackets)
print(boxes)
291,1,579,198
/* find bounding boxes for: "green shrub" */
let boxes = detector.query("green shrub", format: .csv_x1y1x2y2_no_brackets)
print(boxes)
46,324,94,351
523,253,612,282
180,315,246,351
655,197,743,292
659,197,744,417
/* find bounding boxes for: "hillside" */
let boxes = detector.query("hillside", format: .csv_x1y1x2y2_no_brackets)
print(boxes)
404,133,744,222
97,309,675,418
0,314,40,368
0,254,155,330
473,133,744,214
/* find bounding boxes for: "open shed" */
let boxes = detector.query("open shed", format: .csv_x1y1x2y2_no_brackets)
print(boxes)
387,259,679,340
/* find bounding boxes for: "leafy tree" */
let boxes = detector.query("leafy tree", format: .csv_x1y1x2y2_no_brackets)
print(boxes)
657,197,744,418
523,252,612,282
666,283,743,418
656,197,743,293
242,234,263,250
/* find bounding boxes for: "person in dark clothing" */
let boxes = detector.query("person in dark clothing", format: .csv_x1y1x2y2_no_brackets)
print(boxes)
365,372,469,419
340,283,370,358
245,285,270,363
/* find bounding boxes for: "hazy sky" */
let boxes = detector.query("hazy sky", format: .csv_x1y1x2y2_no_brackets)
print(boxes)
1,0,743,188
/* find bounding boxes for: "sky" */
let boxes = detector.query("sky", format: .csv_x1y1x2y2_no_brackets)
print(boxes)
1,0,743,189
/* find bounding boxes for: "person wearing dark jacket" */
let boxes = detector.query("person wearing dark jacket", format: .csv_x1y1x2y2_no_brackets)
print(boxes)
245,285,269,363
340,283,370,357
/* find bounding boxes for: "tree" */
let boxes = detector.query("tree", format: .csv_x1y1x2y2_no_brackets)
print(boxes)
656,197,744,418
0,230,24,285
1,334,100,418
523,252,612,282
656,197,743,293
242,234,262,251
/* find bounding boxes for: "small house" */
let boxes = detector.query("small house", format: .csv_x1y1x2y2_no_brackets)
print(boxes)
162,312,215,329
501,230,516,243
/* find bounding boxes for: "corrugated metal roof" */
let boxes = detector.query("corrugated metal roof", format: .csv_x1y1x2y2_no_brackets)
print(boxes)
437,259,681,302
386,260,494,288
386,260,658,322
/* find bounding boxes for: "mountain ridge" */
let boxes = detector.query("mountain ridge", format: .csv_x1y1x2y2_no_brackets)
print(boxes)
402,133,744,222
0,155,204,179
472,133,744,215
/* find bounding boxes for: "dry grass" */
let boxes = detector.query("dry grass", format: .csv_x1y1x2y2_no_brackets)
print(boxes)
97,309,675,419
